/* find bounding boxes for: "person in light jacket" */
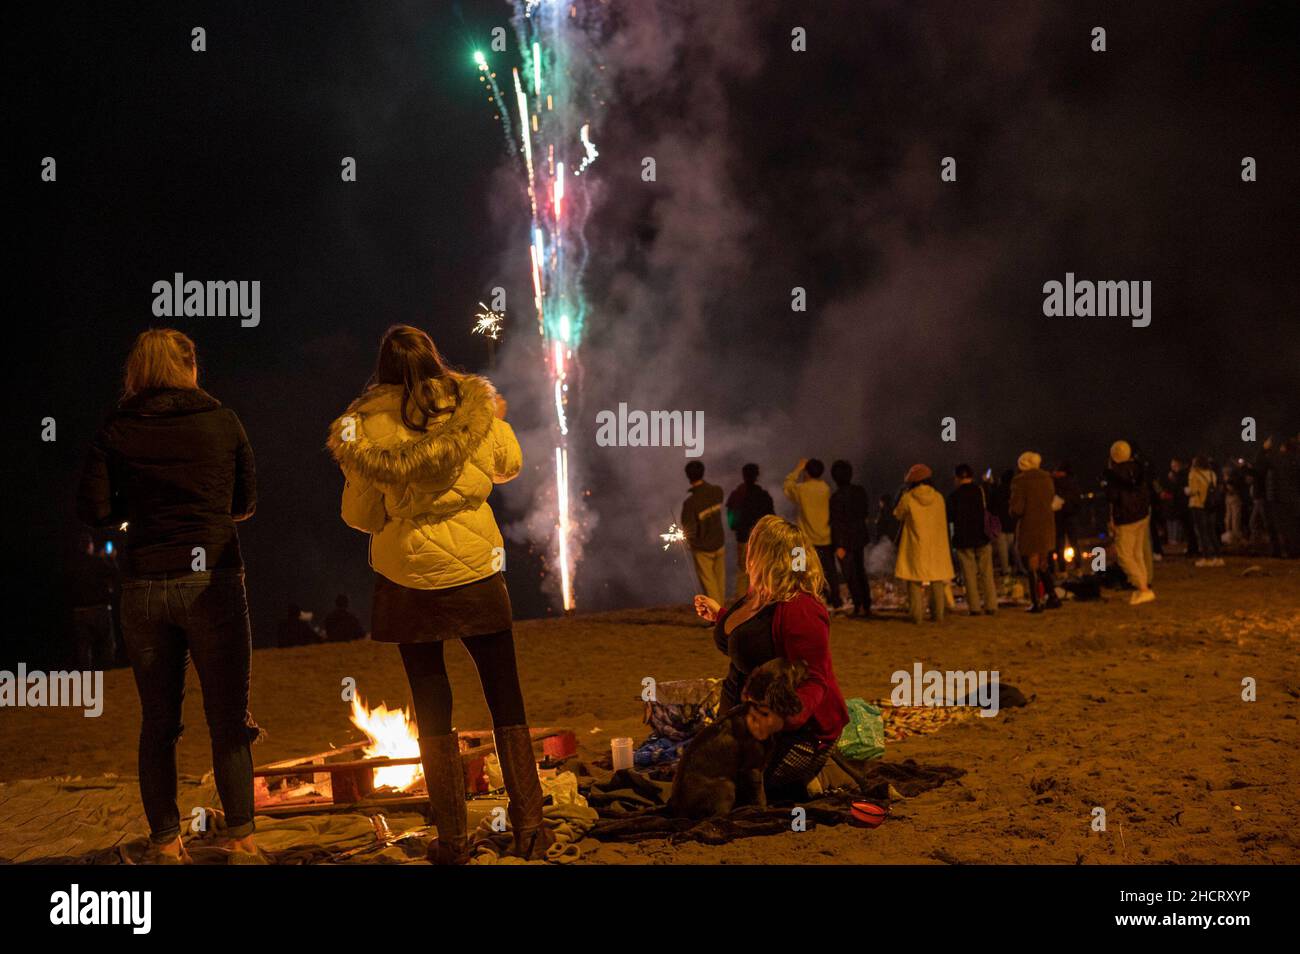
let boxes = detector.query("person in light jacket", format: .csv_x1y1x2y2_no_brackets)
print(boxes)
784,458,842,611
892,464,954,623
327,325,551,864
1187,456,1223,566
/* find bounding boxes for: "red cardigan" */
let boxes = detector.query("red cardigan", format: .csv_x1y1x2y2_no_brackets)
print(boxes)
721,592,849,743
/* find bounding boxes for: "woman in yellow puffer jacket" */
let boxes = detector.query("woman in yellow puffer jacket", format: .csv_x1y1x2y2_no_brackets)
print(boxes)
328,325,553,864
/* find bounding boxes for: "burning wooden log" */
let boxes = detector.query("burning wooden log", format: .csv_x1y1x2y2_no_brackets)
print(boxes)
252,726,575,817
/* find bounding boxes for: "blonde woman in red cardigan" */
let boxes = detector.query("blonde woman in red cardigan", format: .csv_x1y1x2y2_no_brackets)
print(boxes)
694,515,849,799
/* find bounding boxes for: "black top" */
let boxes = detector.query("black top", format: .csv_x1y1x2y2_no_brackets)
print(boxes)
725,482,775,543
829,482,870,549
1102,458,1151,526
713,598,777,710
874,505,900,543
276,616,319,648
1166,468,1190,513
323,607,366,642
77,387,256,577
1053,474,1082,517
946,482,991,549
66,548,115,608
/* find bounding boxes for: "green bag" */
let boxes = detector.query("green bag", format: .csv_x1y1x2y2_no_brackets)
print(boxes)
836,698,885,761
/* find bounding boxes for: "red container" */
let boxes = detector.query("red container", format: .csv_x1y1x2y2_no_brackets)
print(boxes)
851,801,887,828
463,755,488,795
542,731,577,760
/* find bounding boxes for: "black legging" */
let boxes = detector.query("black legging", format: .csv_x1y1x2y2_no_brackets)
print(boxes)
398,630,527,737
765,728,832,801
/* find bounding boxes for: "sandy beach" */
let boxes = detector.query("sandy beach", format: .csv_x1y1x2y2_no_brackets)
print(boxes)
3,557,1297,864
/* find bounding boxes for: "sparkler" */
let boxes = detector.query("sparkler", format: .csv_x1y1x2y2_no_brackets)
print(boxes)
661,512,705,596
473,2,603,612
660,523,686,551
472,302,504,340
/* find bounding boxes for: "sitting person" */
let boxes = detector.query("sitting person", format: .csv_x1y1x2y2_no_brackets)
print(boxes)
694,515,849,801
322,593,366,642
276,603,319,647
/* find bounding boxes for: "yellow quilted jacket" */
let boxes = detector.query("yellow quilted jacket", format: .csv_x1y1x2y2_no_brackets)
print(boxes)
326,374,522,590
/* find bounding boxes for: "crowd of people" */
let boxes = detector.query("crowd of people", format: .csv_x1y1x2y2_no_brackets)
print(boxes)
679,435,1300,623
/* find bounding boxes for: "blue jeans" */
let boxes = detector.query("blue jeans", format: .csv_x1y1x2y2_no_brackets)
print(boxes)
120,570,260,843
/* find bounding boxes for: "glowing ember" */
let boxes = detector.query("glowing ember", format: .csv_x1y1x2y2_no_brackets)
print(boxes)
660,523,686,550
349,695,423,791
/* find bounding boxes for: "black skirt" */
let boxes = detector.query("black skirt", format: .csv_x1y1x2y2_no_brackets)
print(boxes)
371,571,513,643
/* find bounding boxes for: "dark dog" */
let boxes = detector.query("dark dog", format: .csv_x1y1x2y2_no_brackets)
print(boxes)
668,658,807,819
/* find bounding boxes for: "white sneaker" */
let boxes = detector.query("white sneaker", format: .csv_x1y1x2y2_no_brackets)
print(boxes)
1130,590,1156,606
1194,559,1209,567
1212,558,1226,567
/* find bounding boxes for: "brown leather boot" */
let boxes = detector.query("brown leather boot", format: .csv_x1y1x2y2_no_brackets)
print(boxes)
494,725,555,860
418,733,470,865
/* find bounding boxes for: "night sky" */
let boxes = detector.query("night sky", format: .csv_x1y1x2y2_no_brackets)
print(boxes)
9,1,1297,667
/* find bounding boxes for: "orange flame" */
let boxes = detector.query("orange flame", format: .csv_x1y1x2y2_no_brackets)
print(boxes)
349,695,423,791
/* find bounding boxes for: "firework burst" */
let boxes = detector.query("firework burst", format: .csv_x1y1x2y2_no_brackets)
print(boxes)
474,2,605,611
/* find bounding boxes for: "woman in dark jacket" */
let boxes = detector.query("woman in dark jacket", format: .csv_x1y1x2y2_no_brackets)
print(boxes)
1009,451,1061,613
77,329,261,863
694,515,849,801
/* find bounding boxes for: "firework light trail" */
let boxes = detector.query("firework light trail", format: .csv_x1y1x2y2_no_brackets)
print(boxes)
475,1,603,611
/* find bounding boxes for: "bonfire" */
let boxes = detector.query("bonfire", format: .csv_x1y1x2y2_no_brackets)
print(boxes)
349,696,423,791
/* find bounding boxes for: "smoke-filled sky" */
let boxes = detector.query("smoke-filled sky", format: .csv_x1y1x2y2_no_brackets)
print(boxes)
9,0,1297,662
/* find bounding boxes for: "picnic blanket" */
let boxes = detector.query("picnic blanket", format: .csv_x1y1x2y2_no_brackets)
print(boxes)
582,761,964,845
585,768,856,845
468,803,599,865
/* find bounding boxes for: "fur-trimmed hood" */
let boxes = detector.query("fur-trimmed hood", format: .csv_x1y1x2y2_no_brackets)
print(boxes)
327,374,499,489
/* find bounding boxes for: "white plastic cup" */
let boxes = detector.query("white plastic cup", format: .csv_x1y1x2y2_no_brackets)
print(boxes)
611,737,634,771
484,752,503,790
